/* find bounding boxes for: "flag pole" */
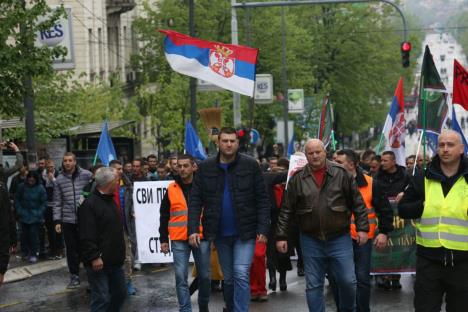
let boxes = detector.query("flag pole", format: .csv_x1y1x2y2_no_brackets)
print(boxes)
375,132,385,155
422,89,427,170
413,130,424,176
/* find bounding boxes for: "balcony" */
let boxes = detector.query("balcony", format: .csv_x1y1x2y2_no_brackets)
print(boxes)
106,0,136,15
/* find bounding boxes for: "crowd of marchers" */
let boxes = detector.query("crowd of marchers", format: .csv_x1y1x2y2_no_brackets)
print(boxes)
0,128,467,312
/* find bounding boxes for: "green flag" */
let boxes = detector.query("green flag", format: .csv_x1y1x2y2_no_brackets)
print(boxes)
418,45,448,133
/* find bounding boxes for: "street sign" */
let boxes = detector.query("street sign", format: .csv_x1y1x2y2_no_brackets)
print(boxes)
35,7,75,70
254,74,274,104
288,89,304,113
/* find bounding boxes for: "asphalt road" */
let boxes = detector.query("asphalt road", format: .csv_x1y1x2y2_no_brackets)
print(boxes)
0,261,416,312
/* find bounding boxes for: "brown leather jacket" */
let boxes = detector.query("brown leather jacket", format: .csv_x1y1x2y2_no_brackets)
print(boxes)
276,160,369,241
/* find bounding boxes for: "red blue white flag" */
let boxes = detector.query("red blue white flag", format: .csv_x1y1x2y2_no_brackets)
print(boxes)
160,30,259,97
382,77,406,166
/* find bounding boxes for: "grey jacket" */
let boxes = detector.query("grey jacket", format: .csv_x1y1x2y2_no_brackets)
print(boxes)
0,152,23,184
52,167,92,224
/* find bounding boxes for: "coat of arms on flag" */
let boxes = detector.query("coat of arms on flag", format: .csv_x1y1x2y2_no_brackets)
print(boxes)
209,45,235,78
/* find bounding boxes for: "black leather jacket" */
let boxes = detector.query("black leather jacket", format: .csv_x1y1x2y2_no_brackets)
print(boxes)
188,153,270,241
276,160,369,241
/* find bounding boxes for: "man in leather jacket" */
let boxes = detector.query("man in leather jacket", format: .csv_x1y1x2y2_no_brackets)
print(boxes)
276,139,369,312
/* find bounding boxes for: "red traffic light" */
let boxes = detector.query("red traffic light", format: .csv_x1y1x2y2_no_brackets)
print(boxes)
401,41,412,52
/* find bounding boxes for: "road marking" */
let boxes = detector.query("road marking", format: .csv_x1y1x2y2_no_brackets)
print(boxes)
49,289,75,297
0,301,21,308
151,267,170,273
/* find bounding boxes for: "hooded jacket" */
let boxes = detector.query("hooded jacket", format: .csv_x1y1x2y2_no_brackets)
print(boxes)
15,172,47,224
52,166,92,224
398,155,468,264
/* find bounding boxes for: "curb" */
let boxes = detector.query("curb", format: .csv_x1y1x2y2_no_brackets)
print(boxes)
4,259,67,283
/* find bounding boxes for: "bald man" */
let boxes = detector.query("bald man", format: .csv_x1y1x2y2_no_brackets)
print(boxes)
399,130,468,312
276,139,369,312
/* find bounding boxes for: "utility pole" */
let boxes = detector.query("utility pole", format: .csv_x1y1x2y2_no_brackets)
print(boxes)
21,0,38,169
231,0,242,127
280,7,289,149
189,0,197,130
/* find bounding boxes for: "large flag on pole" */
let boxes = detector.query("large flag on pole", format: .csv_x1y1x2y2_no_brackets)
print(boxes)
418,45,449,152
382,77,406,167
185,121,207,160
453,59,468,110
160,30,259,97
452,59,468,154
95,121,117,166
318,95,334,148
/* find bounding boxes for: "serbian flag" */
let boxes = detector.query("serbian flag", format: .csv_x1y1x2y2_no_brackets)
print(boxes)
453,59,468,110
160,30,259,97
382,77,406,167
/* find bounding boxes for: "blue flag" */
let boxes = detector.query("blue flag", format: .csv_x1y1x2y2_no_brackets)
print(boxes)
185,121,207,160
96,121,117,166
451,107,468,154
287,133,295,158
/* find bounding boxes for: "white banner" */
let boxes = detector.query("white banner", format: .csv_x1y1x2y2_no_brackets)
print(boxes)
286,154,307,188
133,180,174,263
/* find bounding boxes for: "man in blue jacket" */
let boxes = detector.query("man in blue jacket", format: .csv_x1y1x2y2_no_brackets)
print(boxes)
188,127,270,312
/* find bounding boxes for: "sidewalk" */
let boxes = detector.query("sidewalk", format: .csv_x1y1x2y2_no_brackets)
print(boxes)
4,254,67,284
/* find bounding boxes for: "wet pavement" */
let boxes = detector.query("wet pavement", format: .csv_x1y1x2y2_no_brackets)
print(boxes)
0,261,416,311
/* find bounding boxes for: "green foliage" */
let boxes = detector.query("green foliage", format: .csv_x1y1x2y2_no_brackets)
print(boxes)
0,0,66,116
4,73,140,143
132,0,424,150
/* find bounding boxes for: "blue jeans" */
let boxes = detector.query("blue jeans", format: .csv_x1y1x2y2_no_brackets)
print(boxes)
171,240,211,312
85,266,127,312
215,236,255,312
301,233,356,312
21,223,40,257
330,239,372,312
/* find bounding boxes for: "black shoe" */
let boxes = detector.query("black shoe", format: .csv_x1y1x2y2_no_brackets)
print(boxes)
391,279,402,290
381,279,392,290
268,276,277,291
297,267,305,277
67,275,80,289
279,274,287,291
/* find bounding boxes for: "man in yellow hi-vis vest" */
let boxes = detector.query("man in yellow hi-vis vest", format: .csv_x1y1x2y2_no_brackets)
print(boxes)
159,154,210,312
399,130,468,312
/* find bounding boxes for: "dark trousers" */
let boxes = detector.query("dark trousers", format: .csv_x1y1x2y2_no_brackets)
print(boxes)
85,266,127,312
21,223,40,257
45,206,63,254
63,222,80,275
414,256,468,312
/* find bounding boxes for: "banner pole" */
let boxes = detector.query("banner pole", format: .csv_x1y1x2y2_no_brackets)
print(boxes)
422,89,427,170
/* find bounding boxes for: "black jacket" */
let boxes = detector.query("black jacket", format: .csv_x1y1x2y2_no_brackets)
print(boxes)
78,189,125,267
375,165,410,198
398,155,468,264
159,176,192,244
355,169,393,235
0,182,12,274
188,153,271,241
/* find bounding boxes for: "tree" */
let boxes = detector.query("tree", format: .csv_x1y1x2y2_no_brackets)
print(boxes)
0,1,66,116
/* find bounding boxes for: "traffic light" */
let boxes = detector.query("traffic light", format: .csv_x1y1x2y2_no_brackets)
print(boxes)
237,126,250,153
401,41,411,68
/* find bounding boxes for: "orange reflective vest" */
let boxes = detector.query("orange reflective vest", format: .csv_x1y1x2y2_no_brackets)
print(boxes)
167,182,203,241
351,174,377,239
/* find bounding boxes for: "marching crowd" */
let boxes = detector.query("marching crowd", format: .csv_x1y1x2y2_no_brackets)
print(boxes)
0,127,467,312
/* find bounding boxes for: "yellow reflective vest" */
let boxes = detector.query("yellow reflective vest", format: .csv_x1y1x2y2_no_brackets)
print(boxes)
415,177,468,251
